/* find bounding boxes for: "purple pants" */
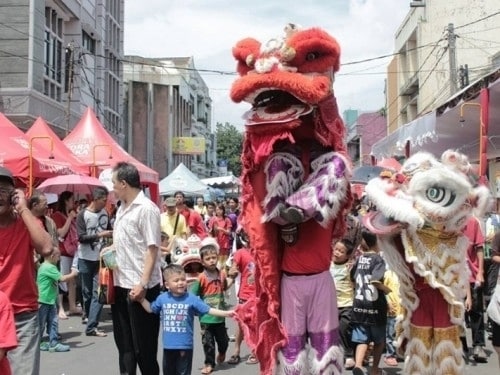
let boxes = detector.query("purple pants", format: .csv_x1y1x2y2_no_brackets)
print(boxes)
279,271,343,374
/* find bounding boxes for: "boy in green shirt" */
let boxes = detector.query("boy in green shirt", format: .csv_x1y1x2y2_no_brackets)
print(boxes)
37,248,78,352
190,238,235,374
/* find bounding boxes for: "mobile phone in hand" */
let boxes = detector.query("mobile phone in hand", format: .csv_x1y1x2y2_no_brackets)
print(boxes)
10,190,18,206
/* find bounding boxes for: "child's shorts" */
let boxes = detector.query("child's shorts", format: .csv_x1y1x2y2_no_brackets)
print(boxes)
352,324,386,344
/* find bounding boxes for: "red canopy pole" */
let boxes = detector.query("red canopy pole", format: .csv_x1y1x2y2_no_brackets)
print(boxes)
92,144,113,178
28,136,54,197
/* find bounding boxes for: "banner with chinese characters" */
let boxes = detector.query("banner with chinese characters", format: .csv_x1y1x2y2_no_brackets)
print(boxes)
172,137,206,155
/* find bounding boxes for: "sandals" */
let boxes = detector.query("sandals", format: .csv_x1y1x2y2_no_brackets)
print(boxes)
227,355,241,364
383,356,398,366
86,329,107,337
201,365,213,374
246,355,258,365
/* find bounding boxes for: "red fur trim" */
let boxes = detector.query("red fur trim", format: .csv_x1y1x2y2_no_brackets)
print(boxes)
230,71,332,104
314,94,346,150
287,27,341,73
239,185,287,375
247,130,296,165
233,38,261,76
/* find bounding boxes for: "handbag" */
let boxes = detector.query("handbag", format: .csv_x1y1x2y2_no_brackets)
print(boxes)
98,259,115,304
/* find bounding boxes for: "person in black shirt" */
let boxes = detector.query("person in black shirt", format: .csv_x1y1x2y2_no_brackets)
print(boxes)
350,229,391,375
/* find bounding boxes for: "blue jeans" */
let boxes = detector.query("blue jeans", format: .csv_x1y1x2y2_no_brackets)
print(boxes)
78,259,103,333
385,316,397,357
8,310,40,375
163,349,193,375
38,303,59,346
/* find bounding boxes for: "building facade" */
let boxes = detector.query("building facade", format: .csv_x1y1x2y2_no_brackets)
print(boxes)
387,0,500,131
345,109,387,167
0,0,124,141
123,56,217,179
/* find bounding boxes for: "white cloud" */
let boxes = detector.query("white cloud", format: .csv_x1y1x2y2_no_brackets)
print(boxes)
124,0,410,128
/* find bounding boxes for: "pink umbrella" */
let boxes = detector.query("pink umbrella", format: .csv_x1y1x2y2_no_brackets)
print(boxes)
36,174,106,196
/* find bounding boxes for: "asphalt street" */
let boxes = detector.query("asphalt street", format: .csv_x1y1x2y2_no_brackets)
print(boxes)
41,305,499,375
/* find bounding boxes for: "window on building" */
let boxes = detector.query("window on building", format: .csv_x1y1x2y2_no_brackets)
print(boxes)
190,95,195,115
82,31,96,54
44,7,63,102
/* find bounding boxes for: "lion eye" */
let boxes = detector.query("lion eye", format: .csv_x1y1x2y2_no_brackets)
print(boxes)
306,52,319,61
425,186,456,207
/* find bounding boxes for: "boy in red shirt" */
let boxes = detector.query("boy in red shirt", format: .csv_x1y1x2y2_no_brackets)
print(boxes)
227,230,258,365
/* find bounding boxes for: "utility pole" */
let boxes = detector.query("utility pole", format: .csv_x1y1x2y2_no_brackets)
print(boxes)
447,23,458,95
65,43,74,136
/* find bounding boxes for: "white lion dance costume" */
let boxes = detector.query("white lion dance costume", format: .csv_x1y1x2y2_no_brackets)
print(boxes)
364,150,491,375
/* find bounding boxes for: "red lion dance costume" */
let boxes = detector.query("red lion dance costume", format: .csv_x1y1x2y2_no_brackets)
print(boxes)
364,150,491,375
230,24,352,375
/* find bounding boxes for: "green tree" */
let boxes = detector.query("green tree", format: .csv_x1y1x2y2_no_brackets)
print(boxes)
215,122,243,177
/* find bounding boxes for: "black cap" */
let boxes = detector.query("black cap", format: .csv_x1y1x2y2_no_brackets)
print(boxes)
0,166,14,186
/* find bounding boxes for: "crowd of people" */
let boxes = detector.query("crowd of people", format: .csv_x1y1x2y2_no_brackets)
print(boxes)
329,196,500,373
1,160,500,374
0,162,255,375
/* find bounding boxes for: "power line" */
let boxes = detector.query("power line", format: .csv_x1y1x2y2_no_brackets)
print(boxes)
459,35,498,57
455,10,500,30
358,33,447,133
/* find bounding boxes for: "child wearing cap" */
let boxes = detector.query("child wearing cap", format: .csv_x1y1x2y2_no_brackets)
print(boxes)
190,238,236,374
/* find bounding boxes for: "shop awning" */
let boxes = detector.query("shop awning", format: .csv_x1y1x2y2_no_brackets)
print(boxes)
371,112,437,158
371,69,500,162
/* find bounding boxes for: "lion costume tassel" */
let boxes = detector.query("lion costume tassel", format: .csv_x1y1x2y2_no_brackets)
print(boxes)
230,24,352,375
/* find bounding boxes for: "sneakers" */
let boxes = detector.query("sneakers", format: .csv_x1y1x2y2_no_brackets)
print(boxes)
40,342,50,351
49,343,70,352
473,345,487,363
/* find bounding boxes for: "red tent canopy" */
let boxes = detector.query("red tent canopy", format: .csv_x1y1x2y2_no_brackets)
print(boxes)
26,117,90,176
0,113,76,187
63,108,159,201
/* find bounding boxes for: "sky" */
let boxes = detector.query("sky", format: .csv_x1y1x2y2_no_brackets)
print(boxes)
124,0,410,130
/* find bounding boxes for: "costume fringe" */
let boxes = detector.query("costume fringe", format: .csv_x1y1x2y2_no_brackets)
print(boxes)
433,327,465,375
275,344,344,375
262,152,304,223
404,335,433,375
286,152,350,227
365,178,424,229
275,347,308,375
308,344,344,375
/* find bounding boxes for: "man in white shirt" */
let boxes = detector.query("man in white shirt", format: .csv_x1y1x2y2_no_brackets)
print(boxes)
109,162,162,375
